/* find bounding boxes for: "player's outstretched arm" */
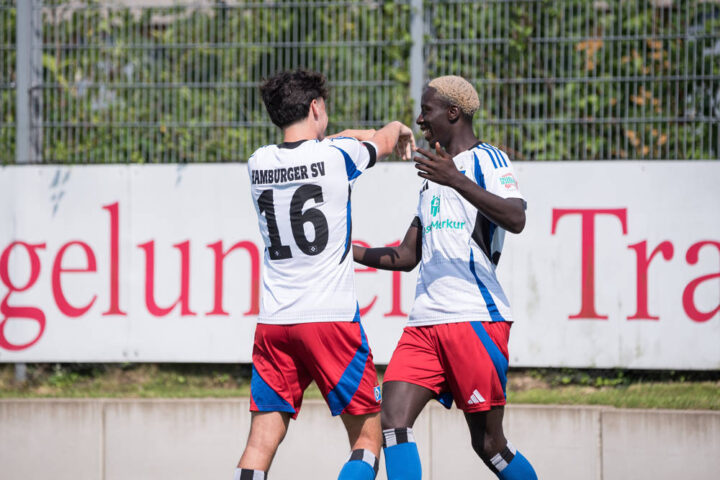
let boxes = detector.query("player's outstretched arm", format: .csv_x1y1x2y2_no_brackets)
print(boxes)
327,129,377,141
353,221,422,272
414,143,526,234
369,121,415,161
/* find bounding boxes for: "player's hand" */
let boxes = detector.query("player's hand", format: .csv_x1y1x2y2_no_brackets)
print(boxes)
327,129,376,141
414,142,463,186
395,123,416,161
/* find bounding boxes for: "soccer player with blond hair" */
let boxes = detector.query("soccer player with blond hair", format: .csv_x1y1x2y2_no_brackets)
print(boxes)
354,76,538,479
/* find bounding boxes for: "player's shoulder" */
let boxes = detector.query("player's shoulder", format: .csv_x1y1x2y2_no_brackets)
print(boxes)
326,136,359,142
249,143,277,160
324,136,361,150
471,142,512,169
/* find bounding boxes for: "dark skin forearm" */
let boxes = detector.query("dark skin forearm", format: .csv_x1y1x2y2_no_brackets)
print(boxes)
414,144,526,234
353,222,422,272
450,174,526,234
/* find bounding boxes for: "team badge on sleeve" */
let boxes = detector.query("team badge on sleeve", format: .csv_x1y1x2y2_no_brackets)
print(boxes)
499,173,518,191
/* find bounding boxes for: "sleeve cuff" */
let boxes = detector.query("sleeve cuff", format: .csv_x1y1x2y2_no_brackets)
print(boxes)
362,141,378,168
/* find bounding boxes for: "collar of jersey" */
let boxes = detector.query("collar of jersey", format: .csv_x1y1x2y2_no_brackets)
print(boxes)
277,139,313,149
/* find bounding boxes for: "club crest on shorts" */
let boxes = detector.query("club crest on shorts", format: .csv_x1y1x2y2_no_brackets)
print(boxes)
374,385,382,402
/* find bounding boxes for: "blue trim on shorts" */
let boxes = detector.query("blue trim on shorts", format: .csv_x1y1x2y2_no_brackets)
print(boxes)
436,391,454,409
250,364,296,413
469,322,509,397
326,308,369,415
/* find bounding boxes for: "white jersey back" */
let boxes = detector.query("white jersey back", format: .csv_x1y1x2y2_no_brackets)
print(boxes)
248,137,376,324
409,142,524,326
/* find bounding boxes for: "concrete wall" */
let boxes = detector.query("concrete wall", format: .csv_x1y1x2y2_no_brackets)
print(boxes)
1,399,718,480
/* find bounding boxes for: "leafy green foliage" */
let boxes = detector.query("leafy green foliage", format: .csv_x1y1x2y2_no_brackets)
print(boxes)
425,0,720,160
1,0,718,163
0,2,15,164
26,0,413,163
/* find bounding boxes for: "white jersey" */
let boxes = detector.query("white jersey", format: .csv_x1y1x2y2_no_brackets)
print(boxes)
248,137,377,324
408,142,524,326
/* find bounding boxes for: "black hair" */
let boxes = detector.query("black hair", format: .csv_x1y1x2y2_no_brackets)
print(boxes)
260,69,329,129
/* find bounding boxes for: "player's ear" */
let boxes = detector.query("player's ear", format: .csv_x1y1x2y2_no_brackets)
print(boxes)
309,98,321,120
447,105,461,123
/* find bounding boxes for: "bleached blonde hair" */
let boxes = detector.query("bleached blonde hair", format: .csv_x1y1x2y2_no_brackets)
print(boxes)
427,75,480,117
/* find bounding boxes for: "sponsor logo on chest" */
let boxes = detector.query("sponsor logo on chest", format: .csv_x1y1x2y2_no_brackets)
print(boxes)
430,195,440,216
424,193,466,234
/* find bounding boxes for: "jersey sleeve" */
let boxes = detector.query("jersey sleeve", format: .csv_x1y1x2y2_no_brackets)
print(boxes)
472,145,524,201
326,137,377,181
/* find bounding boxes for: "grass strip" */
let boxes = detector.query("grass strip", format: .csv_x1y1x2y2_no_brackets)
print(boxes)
1,364,717,410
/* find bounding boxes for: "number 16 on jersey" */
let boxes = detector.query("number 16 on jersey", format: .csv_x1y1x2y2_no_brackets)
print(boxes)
256,185,329,260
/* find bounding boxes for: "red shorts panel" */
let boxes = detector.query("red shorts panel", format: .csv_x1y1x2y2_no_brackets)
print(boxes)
384,322,511,413
250,321,381,419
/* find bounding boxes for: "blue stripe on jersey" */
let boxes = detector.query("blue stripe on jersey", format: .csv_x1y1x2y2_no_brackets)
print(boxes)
340,188,352,264
327,308,370,415
480,143,506,168
469,321,508,397
482,143,508,167
469,250,506,322
477,144,498,168
488,144,505,167
498,148,508,167
473,151,499,256
332,145,362,181
250,365,296,414
472,152,486,189
479,143,498,167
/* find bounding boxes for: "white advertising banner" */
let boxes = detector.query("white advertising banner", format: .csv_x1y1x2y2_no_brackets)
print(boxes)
0,162,718,368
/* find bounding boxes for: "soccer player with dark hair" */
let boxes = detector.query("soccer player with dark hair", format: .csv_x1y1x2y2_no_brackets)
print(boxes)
236,69,414,480
354,76,538,479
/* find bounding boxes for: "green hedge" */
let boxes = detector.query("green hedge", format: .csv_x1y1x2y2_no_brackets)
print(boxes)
1,0,718,163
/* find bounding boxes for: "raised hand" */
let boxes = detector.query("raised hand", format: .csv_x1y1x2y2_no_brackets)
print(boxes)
395,123,416,161
414,142,463,186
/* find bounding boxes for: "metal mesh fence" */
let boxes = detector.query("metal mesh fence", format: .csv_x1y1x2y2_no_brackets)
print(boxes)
424,0,720,160
0,0,15,162
30,0,412,163
1,0,719,163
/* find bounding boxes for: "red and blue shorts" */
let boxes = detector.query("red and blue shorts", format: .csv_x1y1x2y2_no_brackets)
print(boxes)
250,316,381,419
383,321,511,413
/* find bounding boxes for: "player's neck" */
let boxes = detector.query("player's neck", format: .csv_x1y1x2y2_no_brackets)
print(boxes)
444,129,479,157
282,119,323,143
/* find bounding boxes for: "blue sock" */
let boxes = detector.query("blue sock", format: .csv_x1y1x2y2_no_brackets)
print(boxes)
338,449,378,480
383,428,422,480
491,442,537,480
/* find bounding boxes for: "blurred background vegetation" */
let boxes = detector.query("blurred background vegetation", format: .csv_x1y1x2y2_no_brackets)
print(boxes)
2,363,718,410
1,0,718,164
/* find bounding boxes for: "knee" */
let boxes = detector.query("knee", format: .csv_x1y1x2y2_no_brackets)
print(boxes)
247,426,287,452
471,431,505,462
381,406,409,430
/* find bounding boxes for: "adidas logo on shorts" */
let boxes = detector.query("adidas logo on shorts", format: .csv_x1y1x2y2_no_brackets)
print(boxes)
467,389,485,405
